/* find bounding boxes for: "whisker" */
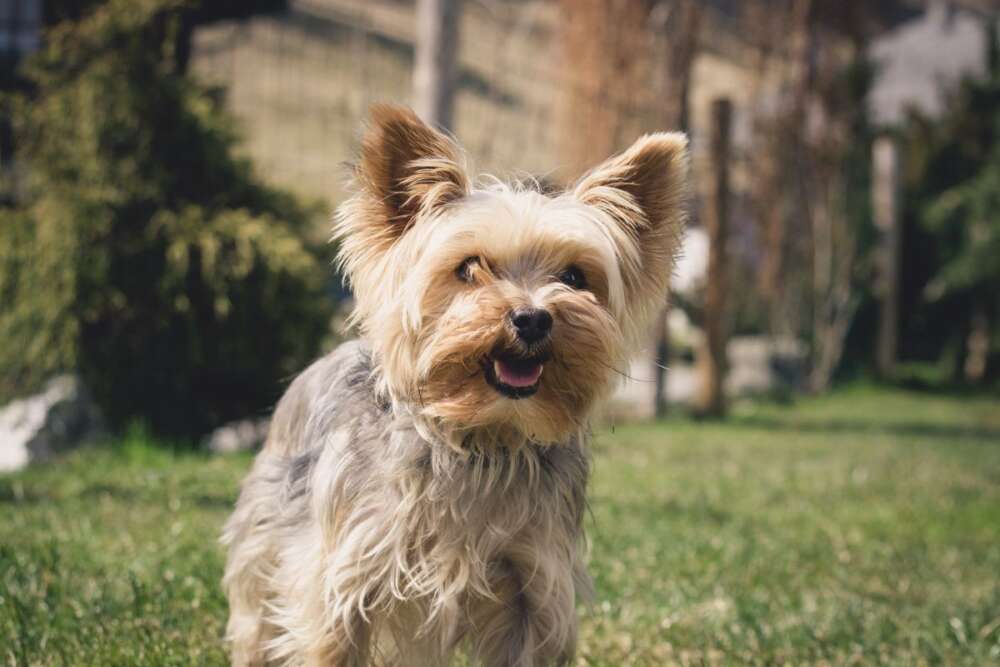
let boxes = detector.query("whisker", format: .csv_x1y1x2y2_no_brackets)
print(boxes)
551,348,647,383
592,357,652,383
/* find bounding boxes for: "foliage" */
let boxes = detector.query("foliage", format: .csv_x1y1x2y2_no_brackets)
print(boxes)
0,0,332,438
899,20,1000,381
2,387,999,664
923,139,1000,302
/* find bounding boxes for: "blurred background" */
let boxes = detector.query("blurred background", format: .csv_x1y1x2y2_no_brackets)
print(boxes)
1,0,999,451
2,2,1000,664
3,0,1000,454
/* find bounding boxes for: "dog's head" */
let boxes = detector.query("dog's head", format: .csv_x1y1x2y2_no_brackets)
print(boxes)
335,105,688,447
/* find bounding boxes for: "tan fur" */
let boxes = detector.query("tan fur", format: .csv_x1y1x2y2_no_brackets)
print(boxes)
222,105,688,666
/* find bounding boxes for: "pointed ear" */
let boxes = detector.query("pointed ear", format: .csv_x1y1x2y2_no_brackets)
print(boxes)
573,133,689,327
346,104,470,252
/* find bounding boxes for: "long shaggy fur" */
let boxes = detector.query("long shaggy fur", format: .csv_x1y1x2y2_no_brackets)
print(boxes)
223,104,688,666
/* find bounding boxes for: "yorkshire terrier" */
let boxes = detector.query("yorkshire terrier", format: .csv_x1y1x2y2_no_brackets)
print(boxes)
222,104,688,666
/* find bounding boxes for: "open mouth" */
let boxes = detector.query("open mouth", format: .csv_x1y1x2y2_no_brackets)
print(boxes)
484,353,546,399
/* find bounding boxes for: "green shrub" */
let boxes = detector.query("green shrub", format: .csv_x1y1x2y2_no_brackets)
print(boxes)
900,20,1000,382
0,0,332,438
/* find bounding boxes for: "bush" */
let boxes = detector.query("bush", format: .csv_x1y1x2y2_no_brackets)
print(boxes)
0,0,332,438
900,20,1000,383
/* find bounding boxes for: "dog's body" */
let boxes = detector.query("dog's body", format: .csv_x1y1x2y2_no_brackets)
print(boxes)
223,105,687,666
223,341,588,666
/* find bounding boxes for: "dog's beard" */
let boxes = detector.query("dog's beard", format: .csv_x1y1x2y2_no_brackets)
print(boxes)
394,291,623,447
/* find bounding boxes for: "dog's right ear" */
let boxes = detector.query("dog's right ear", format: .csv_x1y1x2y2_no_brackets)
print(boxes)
344,104,469,254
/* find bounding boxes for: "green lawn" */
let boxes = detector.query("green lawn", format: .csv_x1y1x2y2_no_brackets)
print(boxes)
2,386,999,666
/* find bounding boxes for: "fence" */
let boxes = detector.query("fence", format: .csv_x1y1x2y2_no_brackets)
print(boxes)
190,0,716,206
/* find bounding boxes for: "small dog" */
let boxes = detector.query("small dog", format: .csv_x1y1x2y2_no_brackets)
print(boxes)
222,104,688,666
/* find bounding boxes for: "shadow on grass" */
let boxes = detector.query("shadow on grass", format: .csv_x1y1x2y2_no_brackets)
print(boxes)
0,479,236,508
0,480,47,504
727,415,1000,444
190,492,239,509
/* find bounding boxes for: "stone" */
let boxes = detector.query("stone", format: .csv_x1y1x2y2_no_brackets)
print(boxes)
606,335,808,419
726,336,808,397
0,375,105,472
205,418,270,454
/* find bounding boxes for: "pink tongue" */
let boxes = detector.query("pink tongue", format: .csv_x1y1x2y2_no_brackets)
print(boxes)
495,360,543,388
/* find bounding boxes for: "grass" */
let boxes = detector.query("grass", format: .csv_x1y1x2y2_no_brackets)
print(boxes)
2,386,999,666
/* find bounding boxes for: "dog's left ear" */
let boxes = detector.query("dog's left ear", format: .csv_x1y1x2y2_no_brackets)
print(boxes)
573,133,689,328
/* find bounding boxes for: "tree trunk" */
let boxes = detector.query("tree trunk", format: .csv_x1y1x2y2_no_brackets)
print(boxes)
756,0,814,339
807,179,858,392
413,0,460,130
695,98,732,418
873,135,901,378
651,0,701,417
964,304,990,383
555,0,653,181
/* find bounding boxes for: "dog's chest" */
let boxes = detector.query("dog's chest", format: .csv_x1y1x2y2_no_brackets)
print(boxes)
388,442,590,571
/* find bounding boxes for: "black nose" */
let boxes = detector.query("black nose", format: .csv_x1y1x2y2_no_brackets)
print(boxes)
510,307,553,343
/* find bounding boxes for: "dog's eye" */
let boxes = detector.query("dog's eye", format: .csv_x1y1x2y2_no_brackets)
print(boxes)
558,265,586,290
456,256,480,282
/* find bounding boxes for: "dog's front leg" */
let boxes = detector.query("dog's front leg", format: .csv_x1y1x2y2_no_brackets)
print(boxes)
467,558,577,667
282,604,374,667
267,547,381,666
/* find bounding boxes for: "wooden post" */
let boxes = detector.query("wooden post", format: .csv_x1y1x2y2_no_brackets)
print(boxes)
695,98,732,417
413,0,460,131
555,0,651,180
651,299,671,417
652,0,701,418
873,135,900,378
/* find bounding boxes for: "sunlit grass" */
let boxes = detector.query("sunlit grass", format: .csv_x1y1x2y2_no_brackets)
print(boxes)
2,385,999,665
